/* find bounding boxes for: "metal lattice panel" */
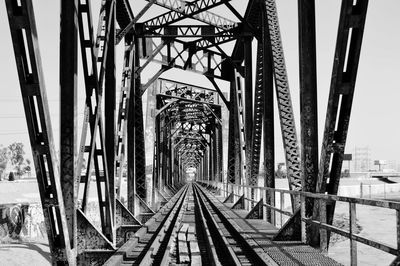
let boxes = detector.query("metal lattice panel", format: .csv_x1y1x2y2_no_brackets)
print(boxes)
265,0,302,192
76,0,114,240
144,0,236,30
5,0,73,263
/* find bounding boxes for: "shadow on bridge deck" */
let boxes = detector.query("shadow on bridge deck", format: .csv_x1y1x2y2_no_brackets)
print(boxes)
105,183,341,266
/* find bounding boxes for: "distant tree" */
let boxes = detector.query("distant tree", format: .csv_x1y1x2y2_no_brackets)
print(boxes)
275,163,287,179
8,142,26,177
8,171,15,181
24,158,32,177
0,146,9,180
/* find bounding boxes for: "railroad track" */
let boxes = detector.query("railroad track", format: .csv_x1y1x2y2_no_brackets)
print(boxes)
105,183,272,265
193,183,271,266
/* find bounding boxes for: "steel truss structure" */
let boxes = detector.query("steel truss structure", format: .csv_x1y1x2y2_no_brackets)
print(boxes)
5,0,369,264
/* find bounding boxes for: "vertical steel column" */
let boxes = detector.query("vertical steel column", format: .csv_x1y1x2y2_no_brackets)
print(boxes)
227,77,242,184
217,121,223,182
204,146,209,181
161,117,168,187
298,0,318,202
127,37,136,214
105,1,116,234
114,39,134,199
244,37,253,182
154,101,161,191
209,136,213,181
60,0,78,253
261,3,275,223
298,0,318,244
133,35,147,201
168,133,173,186
212,126,217,181
132,33,147,202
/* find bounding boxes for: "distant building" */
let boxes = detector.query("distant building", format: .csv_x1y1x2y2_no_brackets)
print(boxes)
353,146,370,172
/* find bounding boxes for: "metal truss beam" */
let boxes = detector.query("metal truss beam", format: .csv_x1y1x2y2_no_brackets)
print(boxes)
143,25,239,37
260,3,275,223
6,0,73,263
60,0,78,255
298,0,318,245
141,24,247,50
315,0,369,240
139,38,231,81
298,0,318,196
115,40,134,199
116,0,157,43
76,0,115,241
143,0,237,30
264,0,302,196
133,42,147,201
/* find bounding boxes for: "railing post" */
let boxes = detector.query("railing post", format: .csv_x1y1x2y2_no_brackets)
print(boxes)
319,199,327,252
271,191,276,226
263,189,267,222
397,210,400,256
369,184,371,198
280,192,285,227
248,186,252,210
350,202,357,266
300,194,306,243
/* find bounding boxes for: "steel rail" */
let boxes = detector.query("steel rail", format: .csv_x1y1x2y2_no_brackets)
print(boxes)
193,183,270,265
104,184,188,265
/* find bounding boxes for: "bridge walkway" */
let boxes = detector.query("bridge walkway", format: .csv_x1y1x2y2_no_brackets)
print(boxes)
105,183,341,265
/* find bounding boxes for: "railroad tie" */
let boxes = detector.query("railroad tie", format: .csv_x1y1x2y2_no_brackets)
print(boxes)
188,225,202,265
178,223,190,263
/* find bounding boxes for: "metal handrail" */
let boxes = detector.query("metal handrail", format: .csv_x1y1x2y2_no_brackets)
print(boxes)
197,180,400,264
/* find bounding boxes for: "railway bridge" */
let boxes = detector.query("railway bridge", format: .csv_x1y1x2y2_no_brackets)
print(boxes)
3,0,400,265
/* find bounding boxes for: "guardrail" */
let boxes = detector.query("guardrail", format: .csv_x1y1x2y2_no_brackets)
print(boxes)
197,180,400,265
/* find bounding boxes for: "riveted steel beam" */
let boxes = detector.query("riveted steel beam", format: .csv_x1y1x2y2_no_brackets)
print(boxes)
264,0,302,196
315,0,369,245
60,0,78,255
298,0,318,245
76,0,115,241
6,0,74,263
143,0,236,30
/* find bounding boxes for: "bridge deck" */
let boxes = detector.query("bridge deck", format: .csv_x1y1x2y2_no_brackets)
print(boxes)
105,183,341,266
202,186,341,266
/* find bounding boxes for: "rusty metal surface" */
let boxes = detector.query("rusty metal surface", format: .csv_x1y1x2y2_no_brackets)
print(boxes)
264,0,302,194
315,0,369,240
4,0,377,263
60,0,79,252
5,0,73,263
76,0,114,241
298,0,319,245
198,183,341,265
76,210,114,252
115,199,141,246
143,0,236,30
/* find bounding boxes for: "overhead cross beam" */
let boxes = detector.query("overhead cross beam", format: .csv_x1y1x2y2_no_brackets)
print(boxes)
144,0,237,30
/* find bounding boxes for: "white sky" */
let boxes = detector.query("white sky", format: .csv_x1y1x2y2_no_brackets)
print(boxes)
0,0,400,168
